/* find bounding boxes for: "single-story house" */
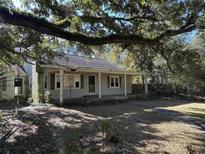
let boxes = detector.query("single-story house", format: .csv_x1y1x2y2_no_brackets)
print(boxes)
0,55,148,103
32,55,147,103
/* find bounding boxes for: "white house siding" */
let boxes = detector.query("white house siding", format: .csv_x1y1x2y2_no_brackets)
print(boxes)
45,71,99,99
101,74,132,96
0,70,27,100
40,67,132,100
1,70,15,100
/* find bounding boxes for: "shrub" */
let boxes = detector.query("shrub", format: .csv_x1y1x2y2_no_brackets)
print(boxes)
57,128,93,154
44,91,53,104
39,91,54,104
27,97,33,104
100,120,111,138
57,128,80,154
100,120,127,144
187,145,196,154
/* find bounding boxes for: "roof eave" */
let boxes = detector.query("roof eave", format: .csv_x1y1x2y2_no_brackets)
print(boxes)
39,64,145,75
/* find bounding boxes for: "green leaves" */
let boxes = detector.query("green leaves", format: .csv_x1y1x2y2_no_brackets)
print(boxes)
0,25,57,64
140,0,164,5
70,16,82,32
140,0,146,5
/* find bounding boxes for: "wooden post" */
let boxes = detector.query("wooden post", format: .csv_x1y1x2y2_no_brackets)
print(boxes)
98,72,101,98
60,70,64,105
124,74,127,96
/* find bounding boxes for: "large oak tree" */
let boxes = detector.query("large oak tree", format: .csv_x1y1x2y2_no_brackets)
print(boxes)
0,0,205,94
0,0,204,46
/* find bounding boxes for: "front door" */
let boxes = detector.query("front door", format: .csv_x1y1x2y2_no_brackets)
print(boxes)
88,75,96,94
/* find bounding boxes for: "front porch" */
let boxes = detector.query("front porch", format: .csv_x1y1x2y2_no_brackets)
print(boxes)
32,63,149,104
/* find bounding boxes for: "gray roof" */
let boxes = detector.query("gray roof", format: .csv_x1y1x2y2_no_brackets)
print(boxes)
0,65,26,75
40,55,126,72
10,65,26,74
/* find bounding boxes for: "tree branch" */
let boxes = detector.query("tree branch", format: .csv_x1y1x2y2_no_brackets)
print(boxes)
157,14,197,39
0,7,197,46
0,7,160,45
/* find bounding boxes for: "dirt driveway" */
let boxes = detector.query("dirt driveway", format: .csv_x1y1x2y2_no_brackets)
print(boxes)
0,99,205,154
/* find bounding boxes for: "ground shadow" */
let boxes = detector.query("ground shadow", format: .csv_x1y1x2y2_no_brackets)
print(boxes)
0,105,166,154
1,98,205,153
69,99,195,118
0,102,29,111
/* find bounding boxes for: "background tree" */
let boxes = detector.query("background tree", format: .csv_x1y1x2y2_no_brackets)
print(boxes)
0,0,204,65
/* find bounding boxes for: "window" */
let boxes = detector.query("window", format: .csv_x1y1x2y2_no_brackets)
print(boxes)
110,76,120,88
2,77,7,91
44,75,48,89
14,77,23,94
50,73,55,90
55,74,61,89
74,74,80,88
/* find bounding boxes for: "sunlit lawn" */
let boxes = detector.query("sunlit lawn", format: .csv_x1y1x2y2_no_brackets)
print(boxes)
162,102,205,124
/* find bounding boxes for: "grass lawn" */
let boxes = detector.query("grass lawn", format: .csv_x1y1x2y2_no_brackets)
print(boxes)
0,99,205,154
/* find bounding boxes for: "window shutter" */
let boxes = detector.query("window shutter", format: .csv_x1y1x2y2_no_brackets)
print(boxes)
107,76,110,88
50,73,55,90
119,76,122,88
2,78,7,91
80,74,84,89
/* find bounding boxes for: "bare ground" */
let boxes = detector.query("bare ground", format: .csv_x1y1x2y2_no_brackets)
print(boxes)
0,99,205,154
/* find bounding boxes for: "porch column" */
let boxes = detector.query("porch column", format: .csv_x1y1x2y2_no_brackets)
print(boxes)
98,72,101,98
124,74,127,96
144,76,148,95
60,70,64,105
32,61,39,103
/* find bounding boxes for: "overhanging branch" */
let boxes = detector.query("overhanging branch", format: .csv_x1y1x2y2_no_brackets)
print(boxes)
0,7,197,46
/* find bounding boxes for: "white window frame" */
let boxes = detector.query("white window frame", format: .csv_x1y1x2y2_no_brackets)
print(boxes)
74,74,81,89
110,76,120,88
55,74,61,89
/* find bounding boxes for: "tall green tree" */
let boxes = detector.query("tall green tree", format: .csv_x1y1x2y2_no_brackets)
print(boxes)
0,0,204,69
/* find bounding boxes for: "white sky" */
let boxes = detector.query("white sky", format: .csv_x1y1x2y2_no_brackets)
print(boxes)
12,0,21,8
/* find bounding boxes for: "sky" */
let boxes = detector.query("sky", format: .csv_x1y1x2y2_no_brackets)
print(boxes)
185,31,198,43
12,0,21,8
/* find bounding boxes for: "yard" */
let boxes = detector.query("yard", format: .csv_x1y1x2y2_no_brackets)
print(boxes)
0,98,205,154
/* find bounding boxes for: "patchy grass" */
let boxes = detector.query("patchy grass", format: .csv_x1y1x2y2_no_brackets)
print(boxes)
0,99,205,154
162,103,205,124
